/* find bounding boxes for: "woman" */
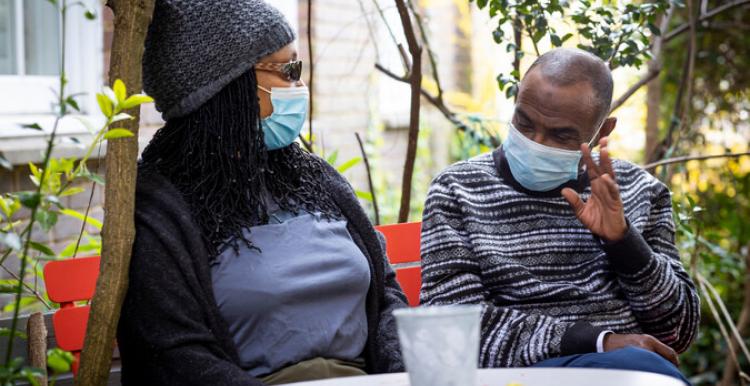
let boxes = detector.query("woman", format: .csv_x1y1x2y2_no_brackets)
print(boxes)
117,1,407,384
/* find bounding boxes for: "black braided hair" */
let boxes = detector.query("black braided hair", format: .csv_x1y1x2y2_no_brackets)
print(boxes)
140,70,340,258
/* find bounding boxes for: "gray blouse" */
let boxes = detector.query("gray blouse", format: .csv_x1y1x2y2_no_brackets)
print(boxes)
209,208,371,377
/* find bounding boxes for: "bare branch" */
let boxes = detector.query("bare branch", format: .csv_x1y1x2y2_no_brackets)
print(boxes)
298,134,313,152
395,0,422,224
609,67,660,113
641,152,750,170
663,0,750,43
355,132,380,225
0,263,52,309
406,1,444,103
357,0,381,63
375,63,500,148
371,0,410,73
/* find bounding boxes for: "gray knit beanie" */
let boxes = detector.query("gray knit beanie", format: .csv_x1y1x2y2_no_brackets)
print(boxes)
143,0,296,120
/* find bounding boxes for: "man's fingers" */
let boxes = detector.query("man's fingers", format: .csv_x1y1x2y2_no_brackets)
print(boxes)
600,174,621,202
649,338,680,367
600,144,616,179
581,143,600,180
562,188,585,216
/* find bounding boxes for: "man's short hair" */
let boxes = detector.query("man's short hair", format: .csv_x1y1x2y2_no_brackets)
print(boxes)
526,48,614,125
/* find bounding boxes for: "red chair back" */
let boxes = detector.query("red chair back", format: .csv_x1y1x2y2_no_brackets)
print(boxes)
43,256,101,375
375,222,422,307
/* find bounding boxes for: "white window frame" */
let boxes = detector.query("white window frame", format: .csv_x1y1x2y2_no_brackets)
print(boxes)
0,0,103,165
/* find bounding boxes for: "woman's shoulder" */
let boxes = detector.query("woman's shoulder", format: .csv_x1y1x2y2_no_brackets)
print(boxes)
134,163,198,236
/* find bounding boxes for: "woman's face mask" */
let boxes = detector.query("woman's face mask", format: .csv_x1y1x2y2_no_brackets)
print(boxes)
503,120,603,192
257,85,309,151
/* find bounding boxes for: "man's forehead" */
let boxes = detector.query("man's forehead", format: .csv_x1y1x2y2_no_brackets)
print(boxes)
517,70,599,128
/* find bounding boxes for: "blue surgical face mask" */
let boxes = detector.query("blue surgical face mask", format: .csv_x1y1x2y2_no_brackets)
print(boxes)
259,85,309,150
503,121,603,192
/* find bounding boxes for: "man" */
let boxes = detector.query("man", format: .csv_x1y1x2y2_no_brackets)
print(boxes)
420,48,699,384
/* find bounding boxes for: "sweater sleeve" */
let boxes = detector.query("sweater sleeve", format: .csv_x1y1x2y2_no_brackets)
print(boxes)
601,182,700,353
118,226,264,386
420,176,605,367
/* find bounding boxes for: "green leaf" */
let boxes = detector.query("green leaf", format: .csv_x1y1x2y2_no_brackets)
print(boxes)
84,9,96,20
104,128,134,140
61,208,102,230
121,94,154,110
85,172,105,186
355,190,373,201
0,279,20,293
18,192,41,208
326,150,340,166
111,112,133,123
65,96,80,112
45,195,63,209
0,327,27,339
22,123,43,131
492,28,504,43
28,162,41,181
550,33,562,47
336,157,362,173
113,79,127,104
29,241,55,257
35,210,58,232
60,186,85,197
96,93,113,118
647,22,660,36
47,348,75,374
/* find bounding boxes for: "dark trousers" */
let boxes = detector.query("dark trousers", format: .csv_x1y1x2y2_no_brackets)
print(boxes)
532,346,690,385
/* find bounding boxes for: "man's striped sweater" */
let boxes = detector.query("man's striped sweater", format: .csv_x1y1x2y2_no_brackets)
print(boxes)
420,148,700,368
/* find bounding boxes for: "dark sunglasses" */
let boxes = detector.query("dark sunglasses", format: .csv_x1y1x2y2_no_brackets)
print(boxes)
254,60,303,82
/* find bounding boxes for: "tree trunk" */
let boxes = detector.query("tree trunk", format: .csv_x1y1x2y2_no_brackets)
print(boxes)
720,244,750,386
26,312,46,385
77,0,155,384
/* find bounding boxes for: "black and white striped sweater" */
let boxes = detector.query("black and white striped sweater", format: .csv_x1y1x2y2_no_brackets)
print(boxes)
420,148,700,368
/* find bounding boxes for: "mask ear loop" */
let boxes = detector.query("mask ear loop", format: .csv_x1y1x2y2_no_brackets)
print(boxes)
257,85,272,94
587,117,607,149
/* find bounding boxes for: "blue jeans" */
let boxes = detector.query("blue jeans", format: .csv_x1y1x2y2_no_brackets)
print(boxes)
532,347,690,385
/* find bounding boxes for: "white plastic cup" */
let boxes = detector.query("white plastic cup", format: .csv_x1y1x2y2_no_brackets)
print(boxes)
393,305,482,386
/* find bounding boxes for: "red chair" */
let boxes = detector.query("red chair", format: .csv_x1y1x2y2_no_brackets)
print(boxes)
43,255,101,375
375,222,422,307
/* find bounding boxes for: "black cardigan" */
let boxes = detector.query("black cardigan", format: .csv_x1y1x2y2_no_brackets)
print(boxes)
117,162,407,385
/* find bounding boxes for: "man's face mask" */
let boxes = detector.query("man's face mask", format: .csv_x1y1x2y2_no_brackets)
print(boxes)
503,120,604,192
258,85,309,151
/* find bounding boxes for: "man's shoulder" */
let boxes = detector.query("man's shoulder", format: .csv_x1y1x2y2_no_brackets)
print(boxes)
431,152,498,186
611,158,671,197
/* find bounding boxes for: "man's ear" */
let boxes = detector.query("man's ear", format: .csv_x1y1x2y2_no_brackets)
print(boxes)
595,117,617,144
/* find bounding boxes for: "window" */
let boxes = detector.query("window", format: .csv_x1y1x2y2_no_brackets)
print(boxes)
0,0,103,165
0,0,60,76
